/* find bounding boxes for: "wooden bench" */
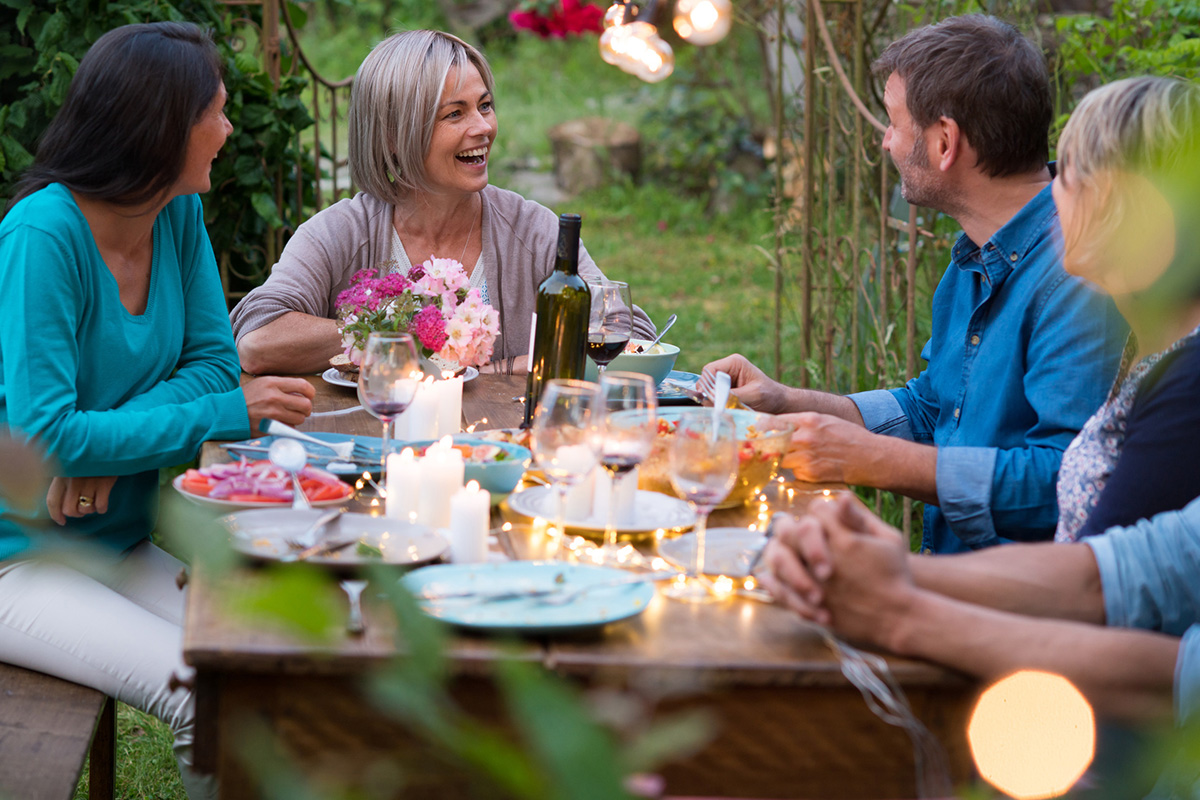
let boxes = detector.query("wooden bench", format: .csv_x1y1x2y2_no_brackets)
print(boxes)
0,663,115,800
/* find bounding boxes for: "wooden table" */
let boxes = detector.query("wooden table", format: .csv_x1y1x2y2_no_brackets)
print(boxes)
184,374,977,799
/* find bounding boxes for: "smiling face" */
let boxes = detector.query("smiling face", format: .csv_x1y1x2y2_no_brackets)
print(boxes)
422,64,497,197
175,83,231,196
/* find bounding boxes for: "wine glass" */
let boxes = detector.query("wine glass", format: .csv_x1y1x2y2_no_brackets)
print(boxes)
356,332,422,470
530,380,601,557
593,372,657,562
662,410,739,603
587,280,633,376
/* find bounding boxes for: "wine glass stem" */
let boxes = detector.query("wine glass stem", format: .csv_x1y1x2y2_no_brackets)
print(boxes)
554,482,569,559
598,364,606,376
604,466,620,549
380,418,391,470
692,504,713,578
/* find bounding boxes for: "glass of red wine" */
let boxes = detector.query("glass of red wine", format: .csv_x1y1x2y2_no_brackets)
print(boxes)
356,332,422,470
587,280,633,375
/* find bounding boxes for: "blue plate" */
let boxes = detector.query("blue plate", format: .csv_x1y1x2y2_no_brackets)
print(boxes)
221,432,384,475
658,370,701,405
403,562,656,634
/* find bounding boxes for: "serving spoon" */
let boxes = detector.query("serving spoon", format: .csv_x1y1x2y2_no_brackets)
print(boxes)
268,438,311,511
646,313,677,350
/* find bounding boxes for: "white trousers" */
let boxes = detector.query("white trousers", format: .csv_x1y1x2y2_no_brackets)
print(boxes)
0,540,216,800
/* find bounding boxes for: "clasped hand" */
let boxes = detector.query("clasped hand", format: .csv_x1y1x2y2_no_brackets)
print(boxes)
759,493,916,650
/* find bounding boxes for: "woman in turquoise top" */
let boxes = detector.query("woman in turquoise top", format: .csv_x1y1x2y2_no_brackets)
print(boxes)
0,22,313,798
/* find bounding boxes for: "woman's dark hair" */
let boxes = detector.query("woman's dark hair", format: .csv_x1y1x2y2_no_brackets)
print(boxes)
8,22,222,210
873,15,1051,178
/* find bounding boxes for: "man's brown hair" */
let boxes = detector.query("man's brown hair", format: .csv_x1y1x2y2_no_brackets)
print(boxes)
873,15,1051,178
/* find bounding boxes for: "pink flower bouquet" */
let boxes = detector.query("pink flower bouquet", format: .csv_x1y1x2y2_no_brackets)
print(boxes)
335,257,500,368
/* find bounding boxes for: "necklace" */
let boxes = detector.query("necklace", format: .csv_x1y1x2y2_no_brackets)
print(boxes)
459,197,477,267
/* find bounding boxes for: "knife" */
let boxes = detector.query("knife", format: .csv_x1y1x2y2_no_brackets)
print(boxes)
279,537,360,563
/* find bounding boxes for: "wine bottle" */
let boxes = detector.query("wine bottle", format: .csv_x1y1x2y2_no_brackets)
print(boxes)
523,213,591,426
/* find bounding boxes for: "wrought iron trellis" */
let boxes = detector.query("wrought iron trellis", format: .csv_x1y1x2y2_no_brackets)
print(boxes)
216,0,357,304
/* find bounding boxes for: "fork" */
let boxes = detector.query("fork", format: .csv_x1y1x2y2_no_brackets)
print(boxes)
261,419,357,460
284,508,344,550
696,370,748,410
341,579,367,635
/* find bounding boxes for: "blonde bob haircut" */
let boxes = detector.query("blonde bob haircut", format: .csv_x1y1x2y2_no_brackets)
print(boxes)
349,30,495,203
1056,76,1200,279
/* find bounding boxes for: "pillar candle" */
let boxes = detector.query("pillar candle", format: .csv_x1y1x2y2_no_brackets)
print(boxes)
395,376,439,442
594,466,639,526
435,371,464,437
448,480,490,563
385,447,419,522
416,436,465,529
563,469,595,520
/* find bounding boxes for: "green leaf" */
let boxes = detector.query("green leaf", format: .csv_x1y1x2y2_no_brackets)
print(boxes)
250,191,284,228
285,1,307,29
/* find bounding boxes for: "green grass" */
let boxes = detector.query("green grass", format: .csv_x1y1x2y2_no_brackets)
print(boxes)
73,704,185,800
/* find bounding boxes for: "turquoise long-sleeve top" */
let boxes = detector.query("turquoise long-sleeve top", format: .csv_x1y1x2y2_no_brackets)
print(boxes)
0,184,252,558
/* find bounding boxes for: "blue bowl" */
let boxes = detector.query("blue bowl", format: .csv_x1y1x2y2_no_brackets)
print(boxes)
404,436,531,496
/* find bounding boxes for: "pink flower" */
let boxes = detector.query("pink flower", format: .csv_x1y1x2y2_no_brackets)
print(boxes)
410,304,448,352
510,0,603,38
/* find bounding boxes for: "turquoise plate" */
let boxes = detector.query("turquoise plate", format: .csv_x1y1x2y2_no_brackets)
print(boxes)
402,562,655,634
221,433,384,477
658,370,702,405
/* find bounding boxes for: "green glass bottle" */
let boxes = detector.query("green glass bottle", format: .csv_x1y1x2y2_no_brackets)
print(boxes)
523,213,591,426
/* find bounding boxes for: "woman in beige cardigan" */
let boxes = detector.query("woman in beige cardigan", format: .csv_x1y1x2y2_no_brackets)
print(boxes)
230,29,654,376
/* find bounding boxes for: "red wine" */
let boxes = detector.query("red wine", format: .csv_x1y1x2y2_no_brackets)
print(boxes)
523,214,590,426
587,333,629,367
601,454,641,475
365,401,409,419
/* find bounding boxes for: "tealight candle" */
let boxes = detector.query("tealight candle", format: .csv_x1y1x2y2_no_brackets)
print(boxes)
435,371,464,437
417,436,465,529
448,480,490,562
385,447,419,522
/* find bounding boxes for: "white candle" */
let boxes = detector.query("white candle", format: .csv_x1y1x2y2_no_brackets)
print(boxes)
594,466,639,525
416,436,465,529
435,371,464,437
385,448,420,522
395,376,439,442
448,479,490,563
563,469,595,519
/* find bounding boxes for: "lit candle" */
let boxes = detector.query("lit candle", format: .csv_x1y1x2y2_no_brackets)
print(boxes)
417,436,465,529
448,479,490,563
435,371,464,437
395,376,439,442
385,447,419,522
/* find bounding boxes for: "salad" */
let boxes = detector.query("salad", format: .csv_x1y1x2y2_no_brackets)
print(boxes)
411,442,510,463
178,459,353,504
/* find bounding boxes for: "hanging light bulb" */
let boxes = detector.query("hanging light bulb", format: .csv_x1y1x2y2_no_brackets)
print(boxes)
598,24,624,64
635,34,675,83
673,0,733,46
603,2,633,28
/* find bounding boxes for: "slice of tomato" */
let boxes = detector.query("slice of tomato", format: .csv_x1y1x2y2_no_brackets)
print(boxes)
225,494,281,503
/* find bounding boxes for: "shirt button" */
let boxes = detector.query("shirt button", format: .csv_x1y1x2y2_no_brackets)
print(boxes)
1010,252,1019,262
953,407,961,419
970,334,980,346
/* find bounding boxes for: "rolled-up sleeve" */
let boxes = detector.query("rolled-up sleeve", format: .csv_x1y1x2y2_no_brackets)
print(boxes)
848,389,914,440
1085,497,1200,636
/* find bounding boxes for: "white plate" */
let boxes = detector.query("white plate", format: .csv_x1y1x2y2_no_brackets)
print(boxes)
505,485,694,533
321,366,479,388
403,562,655,633
657,527,766,577
221,509,446,568
171,473,354,510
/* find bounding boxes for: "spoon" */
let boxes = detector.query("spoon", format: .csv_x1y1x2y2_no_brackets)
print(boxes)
268,438,311,511
646,313,677,350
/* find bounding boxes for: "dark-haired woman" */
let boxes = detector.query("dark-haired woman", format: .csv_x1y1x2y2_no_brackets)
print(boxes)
0,22,313,798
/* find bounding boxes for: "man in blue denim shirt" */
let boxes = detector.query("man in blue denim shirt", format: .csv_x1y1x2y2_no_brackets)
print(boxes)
706,16,1126,553
760,493,1200,798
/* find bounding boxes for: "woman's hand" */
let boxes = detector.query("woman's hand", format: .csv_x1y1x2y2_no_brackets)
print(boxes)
46,476,118,525
244,376,315,436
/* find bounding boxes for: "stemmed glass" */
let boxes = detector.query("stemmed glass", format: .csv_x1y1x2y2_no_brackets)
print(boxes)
530,380,601,555
662,410,739,603
587,280,633,376
593,372,657,562
356,332,422,470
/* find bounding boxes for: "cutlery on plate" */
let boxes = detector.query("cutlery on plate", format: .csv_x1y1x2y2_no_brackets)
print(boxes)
261,419,358,460
417,571,676,605
341,579,367,635
285,508,345,550
279,536,360,563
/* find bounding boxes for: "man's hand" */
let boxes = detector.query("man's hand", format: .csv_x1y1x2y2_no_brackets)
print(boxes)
46,476,118,525
702,354,790,413
764,493,916,650
778,412,872,484
244,376,316,436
